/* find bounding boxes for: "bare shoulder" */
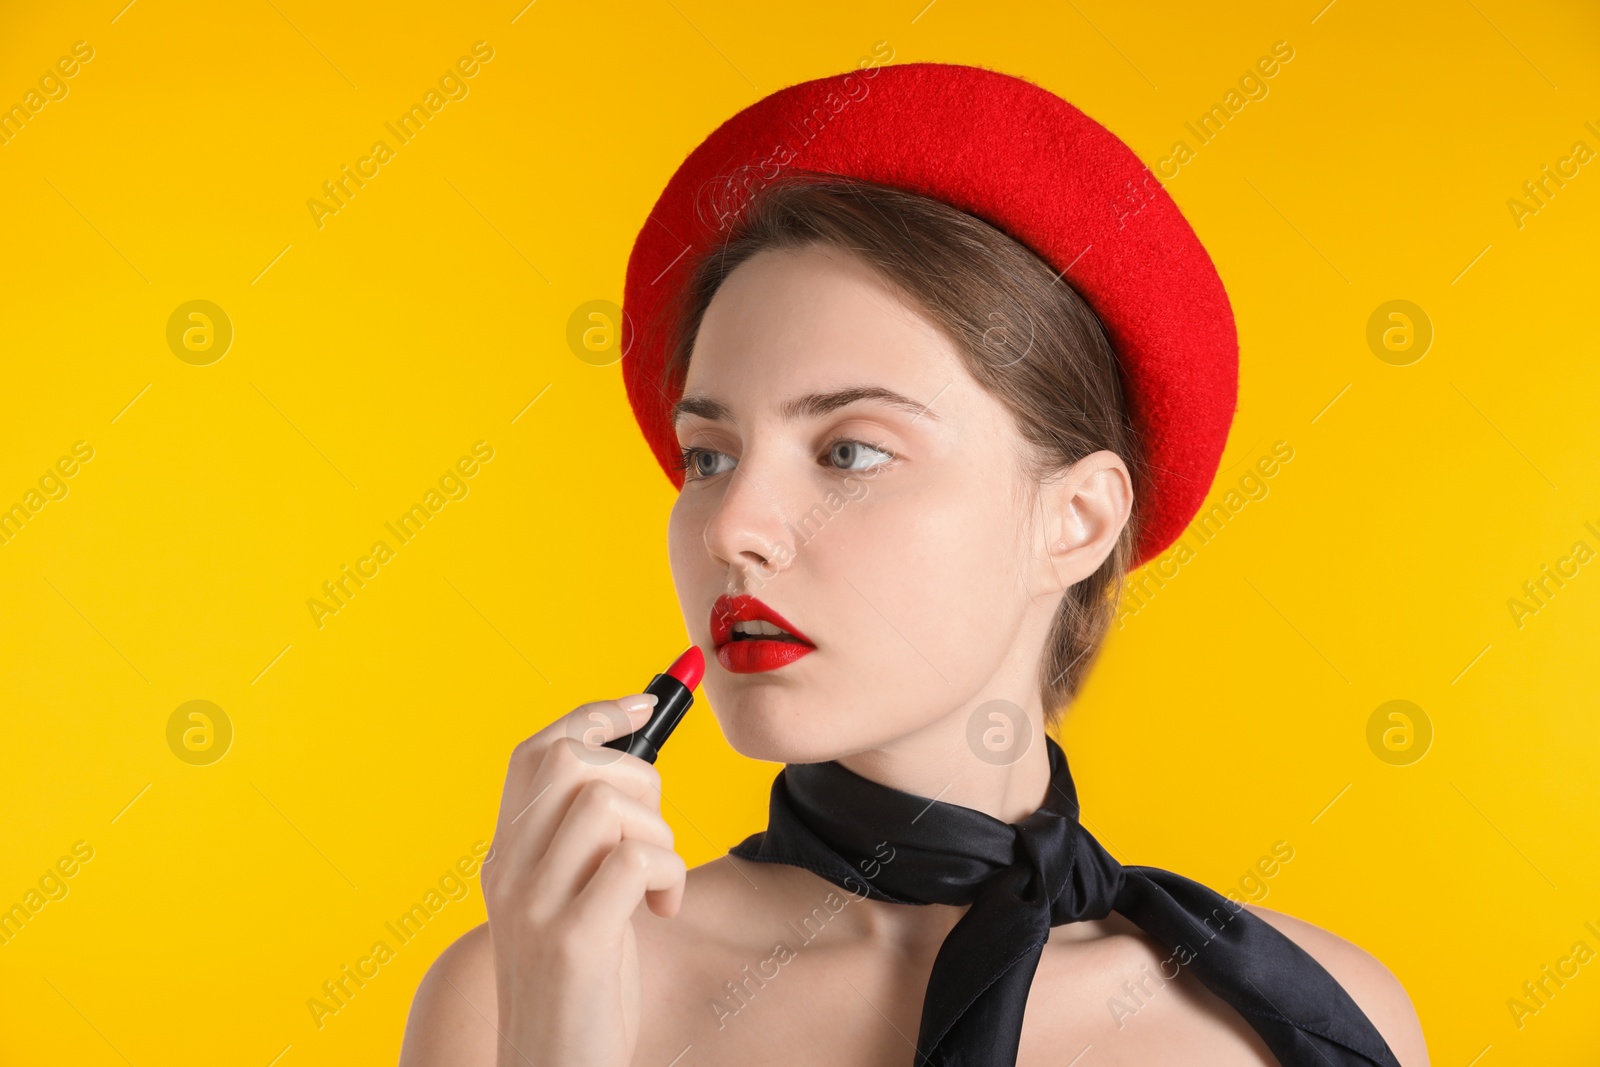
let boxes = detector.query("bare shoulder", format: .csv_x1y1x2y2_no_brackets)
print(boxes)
398,921,498,1067
1031,912,1279,1062
1244,905,1429,1066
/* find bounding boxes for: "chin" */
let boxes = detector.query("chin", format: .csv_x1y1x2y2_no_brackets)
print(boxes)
709,685,910,766
716,712,833,766
707,689,852,766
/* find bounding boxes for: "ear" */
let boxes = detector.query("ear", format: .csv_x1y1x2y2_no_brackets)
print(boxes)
1032,450,1133,596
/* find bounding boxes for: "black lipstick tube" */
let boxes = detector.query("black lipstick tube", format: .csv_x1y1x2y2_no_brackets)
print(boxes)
602,671,695,765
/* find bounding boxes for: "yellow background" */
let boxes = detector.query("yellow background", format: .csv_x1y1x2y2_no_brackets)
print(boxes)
2,0,1597,1062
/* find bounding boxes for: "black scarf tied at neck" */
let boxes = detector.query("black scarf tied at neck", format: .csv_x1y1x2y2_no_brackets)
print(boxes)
728,734,1402,1067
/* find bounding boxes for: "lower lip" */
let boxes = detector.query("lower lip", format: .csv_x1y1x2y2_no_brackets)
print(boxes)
716,638,815,674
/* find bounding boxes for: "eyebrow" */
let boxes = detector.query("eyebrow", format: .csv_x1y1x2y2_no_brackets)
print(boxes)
672,385,941,426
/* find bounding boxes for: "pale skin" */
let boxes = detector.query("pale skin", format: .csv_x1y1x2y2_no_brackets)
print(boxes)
399,245,1430,1066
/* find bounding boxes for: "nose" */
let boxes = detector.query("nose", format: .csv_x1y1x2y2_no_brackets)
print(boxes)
700,459,797,589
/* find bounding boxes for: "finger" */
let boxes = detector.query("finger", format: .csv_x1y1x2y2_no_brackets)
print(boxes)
494,738,664,877
557,693,658,747
568,840,687,932
563,694,659,752
528,779,675,907
645,872,686,919
493,696,658,832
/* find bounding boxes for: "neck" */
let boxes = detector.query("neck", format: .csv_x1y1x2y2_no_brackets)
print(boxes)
728,717,1063,956
832,699,1055,826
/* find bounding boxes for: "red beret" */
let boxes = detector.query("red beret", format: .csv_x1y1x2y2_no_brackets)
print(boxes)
621,61,1238,569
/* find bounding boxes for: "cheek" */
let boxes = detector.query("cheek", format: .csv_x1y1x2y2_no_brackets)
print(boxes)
829,494,1009,582
780,494,1019,754
818,485,1023,668
901,504,1018,627
666,497,703,609
854,464,1019,578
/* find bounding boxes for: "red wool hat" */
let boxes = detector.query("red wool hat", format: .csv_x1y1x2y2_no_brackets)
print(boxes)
620,61,1238,569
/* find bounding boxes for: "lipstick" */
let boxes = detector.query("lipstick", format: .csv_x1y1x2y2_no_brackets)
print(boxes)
711,594,816,674
602,645,705,764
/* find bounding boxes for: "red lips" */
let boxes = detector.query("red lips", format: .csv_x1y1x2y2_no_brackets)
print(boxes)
711,594,816,674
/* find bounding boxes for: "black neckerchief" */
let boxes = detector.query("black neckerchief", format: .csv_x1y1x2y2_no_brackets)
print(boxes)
729,733,1402,1066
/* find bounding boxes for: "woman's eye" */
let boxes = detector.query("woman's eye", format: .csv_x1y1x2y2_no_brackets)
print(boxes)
676,439,896,481
676,446,734,481
826,439,896,471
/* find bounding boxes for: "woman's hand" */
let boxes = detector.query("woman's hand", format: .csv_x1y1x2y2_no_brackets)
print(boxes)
481,693,687,1067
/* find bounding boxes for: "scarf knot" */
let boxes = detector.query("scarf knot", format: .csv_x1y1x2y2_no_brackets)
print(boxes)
1014,808,1125,925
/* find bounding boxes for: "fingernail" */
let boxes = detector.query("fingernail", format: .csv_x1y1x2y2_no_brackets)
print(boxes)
618,693,659,713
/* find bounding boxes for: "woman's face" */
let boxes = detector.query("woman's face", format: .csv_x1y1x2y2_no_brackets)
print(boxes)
666,244,1108,766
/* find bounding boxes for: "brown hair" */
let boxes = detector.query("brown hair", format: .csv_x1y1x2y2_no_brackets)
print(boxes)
657,172,1146,727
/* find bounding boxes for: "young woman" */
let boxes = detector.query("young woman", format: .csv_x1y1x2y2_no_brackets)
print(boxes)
399,64,1428,1067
